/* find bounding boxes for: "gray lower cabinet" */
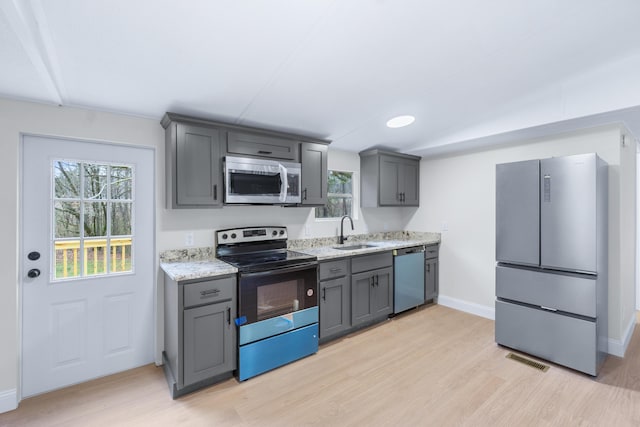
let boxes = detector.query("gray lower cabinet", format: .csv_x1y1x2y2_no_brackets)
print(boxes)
425,243,440,301
360,149,420,207
351,267,393,325
163,119,223,208
300,142,328,206
163,274,236,398
351,251,394,326
319,259,350,342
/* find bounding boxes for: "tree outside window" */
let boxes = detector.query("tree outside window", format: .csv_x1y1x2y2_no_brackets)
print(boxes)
315,171,353,219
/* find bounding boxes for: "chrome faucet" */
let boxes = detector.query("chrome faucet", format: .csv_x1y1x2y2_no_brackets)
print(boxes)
339,215,354,244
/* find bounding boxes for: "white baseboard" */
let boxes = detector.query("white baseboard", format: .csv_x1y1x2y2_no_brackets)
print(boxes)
0,388,17,414
607,315,636,357
437,295,495,320
438,295,636,358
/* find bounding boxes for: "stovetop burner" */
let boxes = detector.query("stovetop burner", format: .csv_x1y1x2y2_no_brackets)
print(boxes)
218,249,316,272
215,226,317,272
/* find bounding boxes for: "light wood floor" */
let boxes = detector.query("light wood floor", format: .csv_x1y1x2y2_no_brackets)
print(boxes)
2,305,640,426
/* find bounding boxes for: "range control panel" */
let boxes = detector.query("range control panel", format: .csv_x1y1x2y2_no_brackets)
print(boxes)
216,226,287,244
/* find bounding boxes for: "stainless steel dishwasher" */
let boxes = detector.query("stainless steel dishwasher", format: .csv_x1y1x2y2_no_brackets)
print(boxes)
393,246,425,313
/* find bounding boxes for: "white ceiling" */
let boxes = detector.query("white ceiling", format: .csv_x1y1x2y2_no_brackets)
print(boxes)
2,0,640,156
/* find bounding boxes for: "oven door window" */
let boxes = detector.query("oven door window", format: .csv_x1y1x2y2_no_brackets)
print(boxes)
239,266,317,324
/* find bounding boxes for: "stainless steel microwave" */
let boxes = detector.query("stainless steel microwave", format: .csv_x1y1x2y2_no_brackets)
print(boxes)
224,156,301,204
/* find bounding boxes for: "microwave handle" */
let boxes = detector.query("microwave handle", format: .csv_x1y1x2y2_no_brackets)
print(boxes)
278,163,288,203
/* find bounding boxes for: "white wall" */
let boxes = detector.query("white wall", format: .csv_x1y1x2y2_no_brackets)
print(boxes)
0,97,412,411
406,125,637,350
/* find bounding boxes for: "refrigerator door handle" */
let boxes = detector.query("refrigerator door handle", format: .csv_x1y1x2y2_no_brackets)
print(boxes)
543,174,551,202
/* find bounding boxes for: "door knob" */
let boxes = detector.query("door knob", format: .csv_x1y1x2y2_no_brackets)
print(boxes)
28,251,41,261
27,269,41,278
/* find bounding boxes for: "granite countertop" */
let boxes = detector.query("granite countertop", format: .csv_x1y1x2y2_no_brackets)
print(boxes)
160,247,237,281
159,231,441,281
294,231,440,261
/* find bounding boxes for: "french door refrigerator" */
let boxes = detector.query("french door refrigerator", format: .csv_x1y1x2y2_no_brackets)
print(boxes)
495,153,608,376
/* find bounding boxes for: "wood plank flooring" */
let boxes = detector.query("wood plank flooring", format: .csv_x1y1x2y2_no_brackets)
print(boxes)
2,304,640,426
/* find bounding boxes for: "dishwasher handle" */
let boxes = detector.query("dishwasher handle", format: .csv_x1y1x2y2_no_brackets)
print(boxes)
394,246,425,256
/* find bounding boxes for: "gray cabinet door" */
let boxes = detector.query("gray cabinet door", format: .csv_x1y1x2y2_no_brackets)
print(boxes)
379,156,400,205
300,142,328,206
351,271,374,325
495,159,540,266
425,258,438,301
176,124,222,207
540,154,597,273
371,267,393,318
400,159,420,206
319,277,350,340
183,300,235,386
227,131,299,161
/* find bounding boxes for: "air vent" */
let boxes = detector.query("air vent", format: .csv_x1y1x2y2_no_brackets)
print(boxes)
506,352,550,372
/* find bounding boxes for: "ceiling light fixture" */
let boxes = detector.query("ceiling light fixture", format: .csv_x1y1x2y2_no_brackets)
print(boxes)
386,115,415,128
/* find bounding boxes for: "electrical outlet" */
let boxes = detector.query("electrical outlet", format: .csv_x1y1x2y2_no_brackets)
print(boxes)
185,232,194,246
441,222,449,232
383,222,388,231
304,224,311,236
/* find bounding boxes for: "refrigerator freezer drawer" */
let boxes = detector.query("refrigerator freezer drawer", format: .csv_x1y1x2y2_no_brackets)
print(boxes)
495,300,597,376
496,266,596,318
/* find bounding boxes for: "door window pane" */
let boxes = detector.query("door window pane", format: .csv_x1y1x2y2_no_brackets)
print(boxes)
52,160,134,281
111,202,132,236
83,164,109,199
111,166,132,200
54,161,80,198
54,201,80,238
84,201,108,237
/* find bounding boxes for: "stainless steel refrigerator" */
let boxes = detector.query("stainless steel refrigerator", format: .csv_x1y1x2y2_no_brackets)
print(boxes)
495,153,608,376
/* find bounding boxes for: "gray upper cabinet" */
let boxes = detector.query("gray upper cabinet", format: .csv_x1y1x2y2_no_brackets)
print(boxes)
164,117,223,209
227,130,299,161
360,149,420,207
300,142,328,206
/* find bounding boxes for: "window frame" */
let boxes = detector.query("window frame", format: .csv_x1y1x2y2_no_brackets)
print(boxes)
51,158,136,282
315,169,358,221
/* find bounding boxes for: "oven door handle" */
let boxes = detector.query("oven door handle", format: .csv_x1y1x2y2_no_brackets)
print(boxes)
239,262,317,278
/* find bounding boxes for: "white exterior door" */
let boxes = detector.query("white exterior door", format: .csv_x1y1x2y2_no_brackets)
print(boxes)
21,135,155,397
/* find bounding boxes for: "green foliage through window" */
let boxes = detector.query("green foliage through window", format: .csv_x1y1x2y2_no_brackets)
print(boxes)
315,171,353,219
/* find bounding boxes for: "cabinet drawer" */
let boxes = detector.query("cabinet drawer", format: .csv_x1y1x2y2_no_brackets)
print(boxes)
495,300,597,375
351,251,392,274
496,266,596,317
227,131,299,161
425,244,439,260
184,277,235,308
319,259,349,281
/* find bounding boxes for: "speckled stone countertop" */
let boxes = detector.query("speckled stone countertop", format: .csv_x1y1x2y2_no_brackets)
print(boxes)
291,231,441,261
159,231,440,280
160,247,237,282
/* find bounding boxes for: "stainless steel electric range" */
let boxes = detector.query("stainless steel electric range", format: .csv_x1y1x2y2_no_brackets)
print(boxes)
216,226,318,381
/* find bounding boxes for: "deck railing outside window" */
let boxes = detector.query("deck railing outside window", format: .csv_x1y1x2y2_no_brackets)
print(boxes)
54,237,132,278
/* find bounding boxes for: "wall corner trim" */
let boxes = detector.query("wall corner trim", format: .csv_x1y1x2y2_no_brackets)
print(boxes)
0,388,18,414
607,315,636,357
437,295,495,320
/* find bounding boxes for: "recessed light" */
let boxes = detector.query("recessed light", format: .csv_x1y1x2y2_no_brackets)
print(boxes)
386,115,415,128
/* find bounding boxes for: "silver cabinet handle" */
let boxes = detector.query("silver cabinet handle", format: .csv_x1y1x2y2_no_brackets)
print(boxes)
541,306,558,312
200,289,220,297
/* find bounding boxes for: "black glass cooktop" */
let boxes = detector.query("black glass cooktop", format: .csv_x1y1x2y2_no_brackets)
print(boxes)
218,249,316,272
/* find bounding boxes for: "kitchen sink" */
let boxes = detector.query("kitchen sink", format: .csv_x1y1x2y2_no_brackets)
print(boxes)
333,244,378,250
